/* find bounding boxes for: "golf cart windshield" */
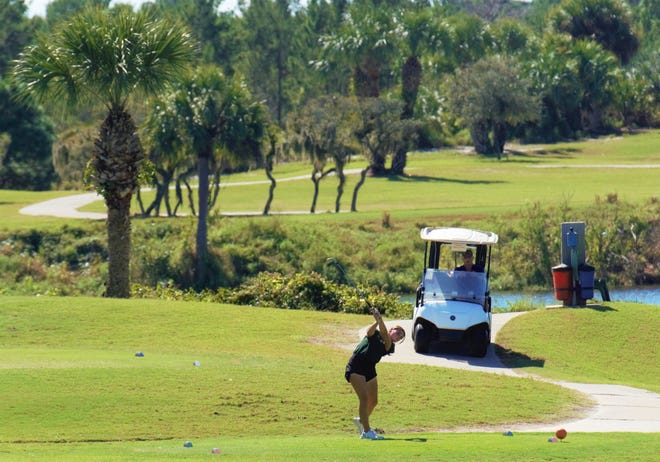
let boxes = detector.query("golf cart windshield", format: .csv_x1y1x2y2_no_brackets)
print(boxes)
423,269,487,304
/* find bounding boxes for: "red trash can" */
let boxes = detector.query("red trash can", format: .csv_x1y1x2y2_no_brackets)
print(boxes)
552,264,572,301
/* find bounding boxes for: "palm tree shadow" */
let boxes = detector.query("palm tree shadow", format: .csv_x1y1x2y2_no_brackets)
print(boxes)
494,344,546,369
380,437,428,442
582,304,617,312
387,174,506,185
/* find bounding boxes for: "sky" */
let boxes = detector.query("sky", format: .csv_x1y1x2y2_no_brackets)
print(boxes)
26,0,238,18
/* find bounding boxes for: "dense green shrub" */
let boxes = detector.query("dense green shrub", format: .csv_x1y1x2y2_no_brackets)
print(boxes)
132,271,413,318
1,198,657,298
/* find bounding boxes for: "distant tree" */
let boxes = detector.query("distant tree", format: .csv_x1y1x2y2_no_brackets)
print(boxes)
318,3,400,98
149,0,241,72
524,33,619,138
240,0,302,127
0,0,38,75
524,0,562,31
289,96,356,213
52,126,96,188
490,18,533,55
151,66,268,286
142,95,196,217
444,11,493,69
13,8,195,297
446,55,539,157
0,78,56,190
351,97,418,209
391,8,449,175
548,0,639,64
299,0,349,97
46,0,110,23
613,68,657,128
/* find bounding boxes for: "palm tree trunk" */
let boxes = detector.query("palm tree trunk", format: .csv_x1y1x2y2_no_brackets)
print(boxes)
106,196,132,298
310,171,320,214
263,147,276,215
351,168,368,212
335,168,345,213
196,152,210,286
94,108,143,298
401,55,421,120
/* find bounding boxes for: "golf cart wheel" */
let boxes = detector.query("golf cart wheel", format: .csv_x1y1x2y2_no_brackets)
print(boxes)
468,327,489,358
414,323,431,353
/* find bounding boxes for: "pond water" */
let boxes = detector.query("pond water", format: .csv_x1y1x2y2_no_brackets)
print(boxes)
492,286,660,309
402,286,660,309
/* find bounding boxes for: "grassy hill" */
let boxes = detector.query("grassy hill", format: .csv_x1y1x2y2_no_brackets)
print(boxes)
0,296,658,461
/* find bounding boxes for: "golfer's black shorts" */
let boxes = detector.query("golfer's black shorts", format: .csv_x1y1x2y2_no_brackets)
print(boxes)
345,355,377,383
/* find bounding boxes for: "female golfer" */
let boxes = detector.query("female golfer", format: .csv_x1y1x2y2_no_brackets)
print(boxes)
345,305,405,440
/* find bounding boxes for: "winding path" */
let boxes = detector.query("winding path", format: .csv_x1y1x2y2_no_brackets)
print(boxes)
372,313,660,433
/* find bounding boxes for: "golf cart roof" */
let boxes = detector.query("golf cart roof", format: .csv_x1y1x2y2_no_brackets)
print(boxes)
420,227,498,246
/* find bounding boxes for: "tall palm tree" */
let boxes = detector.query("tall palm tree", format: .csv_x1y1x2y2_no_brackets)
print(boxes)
153,66,267,287
319,5,400,99
13,8,196,297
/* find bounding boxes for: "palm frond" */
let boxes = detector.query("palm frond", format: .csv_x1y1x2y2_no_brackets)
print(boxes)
12,7,196,110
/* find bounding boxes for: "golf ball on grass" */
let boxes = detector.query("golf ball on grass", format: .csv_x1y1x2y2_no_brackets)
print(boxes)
212,448,221,454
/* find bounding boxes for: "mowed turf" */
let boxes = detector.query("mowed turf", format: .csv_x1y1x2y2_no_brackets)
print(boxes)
69,130,659,217
0,131,657,231
497,303,660,393
3,433,660,462
0,296,582,443
1,297,659,460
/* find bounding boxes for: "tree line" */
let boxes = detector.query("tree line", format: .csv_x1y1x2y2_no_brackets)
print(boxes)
1,0,658,296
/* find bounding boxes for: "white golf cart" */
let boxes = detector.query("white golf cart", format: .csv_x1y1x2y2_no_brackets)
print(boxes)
412,227,499,357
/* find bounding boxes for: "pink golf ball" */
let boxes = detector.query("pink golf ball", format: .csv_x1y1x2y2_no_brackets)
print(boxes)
212,447,220,454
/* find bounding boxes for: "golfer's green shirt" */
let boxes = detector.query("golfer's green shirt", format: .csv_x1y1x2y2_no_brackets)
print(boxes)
352,330,395,365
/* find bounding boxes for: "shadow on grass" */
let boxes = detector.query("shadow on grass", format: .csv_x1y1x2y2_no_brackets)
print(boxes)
494,344,546,369
415,341,538,371
580,304,617,312
386,174,506,186
506,147,581,159
379,437,428,442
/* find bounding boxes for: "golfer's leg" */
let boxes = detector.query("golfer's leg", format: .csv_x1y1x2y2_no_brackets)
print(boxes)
349,374,371,432
366,377,379,417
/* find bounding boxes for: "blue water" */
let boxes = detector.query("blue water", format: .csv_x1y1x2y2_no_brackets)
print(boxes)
402,286,659,309
492,286,660,309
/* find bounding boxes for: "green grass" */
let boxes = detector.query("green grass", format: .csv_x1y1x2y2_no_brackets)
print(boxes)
66,130,659,218
0,131,658,231
2,433,659,462
0,133,658,460
497,303,660,392
0,296,586,443
1,296,658,460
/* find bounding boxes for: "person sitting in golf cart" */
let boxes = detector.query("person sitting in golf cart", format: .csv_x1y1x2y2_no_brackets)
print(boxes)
454,249,483,272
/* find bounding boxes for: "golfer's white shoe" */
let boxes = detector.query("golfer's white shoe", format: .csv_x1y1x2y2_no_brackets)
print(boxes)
352,417,364,434
360,429,384,440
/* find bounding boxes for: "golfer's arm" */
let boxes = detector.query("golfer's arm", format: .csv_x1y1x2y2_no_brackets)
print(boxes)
366,322,378,337
375,316,392,351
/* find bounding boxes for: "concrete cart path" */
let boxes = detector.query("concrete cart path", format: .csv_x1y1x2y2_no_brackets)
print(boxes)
361,313,660,433
18,170,366,219
19,193,107,219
